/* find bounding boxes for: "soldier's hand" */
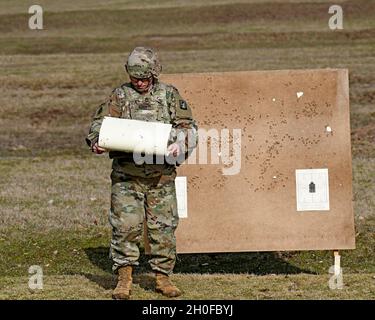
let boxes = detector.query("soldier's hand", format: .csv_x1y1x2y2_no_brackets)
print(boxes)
167,143,181,157
91,142,106,154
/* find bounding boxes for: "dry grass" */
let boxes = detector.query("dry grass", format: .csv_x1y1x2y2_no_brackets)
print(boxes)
0,156,111,232
0,0,352,16
0,273,374,300
0,1,374,54
352,159,375,218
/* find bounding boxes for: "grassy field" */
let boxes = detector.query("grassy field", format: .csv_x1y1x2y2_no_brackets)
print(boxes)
0,0,374,300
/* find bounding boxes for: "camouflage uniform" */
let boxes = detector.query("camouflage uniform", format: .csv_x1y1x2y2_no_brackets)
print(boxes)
86,48,198,275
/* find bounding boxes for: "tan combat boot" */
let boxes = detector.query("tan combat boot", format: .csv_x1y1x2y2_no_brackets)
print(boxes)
155,272,182,298
112,266,132,300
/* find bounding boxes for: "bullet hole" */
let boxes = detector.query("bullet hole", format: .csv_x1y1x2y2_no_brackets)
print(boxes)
325,125,333,134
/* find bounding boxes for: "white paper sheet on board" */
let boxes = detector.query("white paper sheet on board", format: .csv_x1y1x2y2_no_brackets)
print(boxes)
98,117,172,156
175,176,188,218
296,168,330,211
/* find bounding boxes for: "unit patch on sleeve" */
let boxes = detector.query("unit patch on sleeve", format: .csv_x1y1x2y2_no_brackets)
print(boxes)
179,100,188,110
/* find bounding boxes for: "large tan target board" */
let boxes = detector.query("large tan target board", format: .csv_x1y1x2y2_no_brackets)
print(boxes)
161,69,355,253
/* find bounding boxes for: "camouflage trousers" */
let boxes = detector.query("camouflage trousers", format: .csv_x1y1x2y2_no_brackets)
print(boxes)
109,169,179,275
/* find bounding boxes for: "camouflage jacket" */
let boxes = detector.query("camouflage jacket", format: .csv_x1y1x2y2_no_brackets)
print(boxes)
86,81,198,177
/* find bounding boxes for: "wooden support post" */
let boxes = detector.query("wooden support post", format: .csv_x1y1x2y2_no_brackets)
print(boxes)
333,250,341,276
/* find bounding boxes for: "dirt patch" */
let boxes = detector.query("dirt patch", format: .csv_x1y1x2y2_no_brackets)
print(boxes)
29,107,76,125
142,29,375,52
191,1,373,24
352,123,375,142
350,74,375,86
0,125,88,156
351,122,375,158
0,104,91,125
351,90,375,105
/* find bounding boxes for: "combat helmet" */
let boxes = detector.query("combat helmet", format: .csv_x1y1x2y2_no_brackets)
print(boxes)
125,47,162,79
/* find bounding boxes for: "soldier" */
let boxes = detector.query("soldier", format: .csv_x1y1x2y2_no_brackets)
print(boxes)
86,47,198,299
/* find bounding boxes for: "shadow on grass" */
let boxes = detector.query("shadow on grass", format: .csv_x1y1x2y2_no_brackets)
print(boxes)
83,247,315,289
175,252,315,275
83,273,115,291
82,272,157,293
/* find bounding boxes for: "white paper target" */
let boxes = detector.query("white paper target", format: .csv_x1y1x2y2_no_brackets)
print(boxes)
98,117,172,156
